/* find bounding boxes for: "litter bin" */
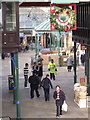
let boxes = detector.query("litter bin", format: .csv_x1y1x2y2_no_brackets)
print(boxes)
8,75,14,92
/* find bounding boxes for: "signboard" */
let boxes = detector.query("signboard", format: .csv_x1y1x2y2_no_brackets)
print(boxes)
50,4,76,31
80,77,86,86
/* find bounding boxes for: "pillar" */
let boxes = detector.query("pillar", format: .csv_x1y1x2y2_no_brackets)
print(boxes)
57,32,61,67
86,47,90,96
11,53,16,104
15,53,21,119
74,42,77,84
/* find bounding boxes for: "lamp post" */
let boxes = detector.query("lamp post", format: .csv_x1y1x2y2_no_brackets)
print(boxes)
15,53,21,119
74,42,77,84
57,32,61,67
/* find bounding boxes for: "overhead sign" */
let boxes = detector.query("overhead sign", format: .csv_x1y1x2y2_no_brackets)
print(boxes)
50,4,76,31
51,0,79,3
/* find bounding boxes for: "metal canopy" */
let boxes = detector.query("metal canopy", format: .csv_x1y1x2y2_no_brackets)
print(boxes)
19,2,50,7
35,19,50,32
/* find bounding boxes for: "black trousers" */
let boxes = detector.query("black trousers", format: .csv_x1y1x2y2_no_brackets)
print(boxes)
50,73,55,80
56,105,62,116
43,88,50,101
30,84,40,98
67,66,72,72
24,75,28,87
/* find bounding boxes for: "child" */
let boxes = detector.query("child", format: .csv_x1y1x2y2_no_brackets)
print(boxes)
24,63,29,88
53,85,65,118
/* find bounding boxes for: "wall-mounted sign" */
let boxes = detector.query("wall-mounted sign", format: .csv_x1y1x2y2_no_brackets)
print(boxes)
50,4,76,32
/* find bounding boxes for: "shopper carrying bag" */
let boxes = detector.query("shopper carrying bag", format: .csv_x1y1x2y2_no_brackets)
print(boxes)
62,100,68,112
53,85,66,118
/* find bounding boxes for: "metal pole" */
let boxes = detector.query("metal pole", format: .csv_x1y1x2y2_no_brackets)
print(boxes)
50,33,52,51
37,34,40,57
15,53,21,119
74,42,77,84
57,32,61,67
35,34,37,59
11,53,16,104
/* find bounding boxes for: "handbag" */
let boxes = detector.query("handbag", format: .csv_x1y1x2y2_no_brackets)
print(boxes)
62,101,68,112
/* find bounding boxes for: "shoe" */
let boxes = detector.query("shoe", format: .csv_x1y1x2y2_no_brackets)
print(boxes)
25,86,29,88
37,94,40,98
56,116,60,119
31,97,34,99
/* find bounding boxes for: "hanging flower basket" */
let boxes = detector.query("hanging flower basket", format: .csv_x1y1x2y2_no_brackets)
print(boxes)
50,4,76,32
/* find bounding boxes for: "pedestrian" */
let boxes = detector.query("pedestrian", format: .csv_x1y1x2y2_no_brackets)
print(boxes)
48,59,57,80
36,55,43,66
80,53,85,66
41,74,53,101
37,62,43,86
28,71,40,99
53,85,65,118
67,55,73,72
32,61,38,75
24,63,29,88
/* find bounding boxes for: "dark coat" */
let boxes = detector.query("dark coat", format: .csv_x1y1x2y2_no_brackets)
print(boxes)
29,75,39,85
41,77,53,89
53,90,65,106
37,66,43,77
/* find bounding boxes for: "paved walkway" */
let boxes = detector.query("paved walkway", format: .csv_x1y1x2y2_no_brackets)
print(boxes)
1,50,88,118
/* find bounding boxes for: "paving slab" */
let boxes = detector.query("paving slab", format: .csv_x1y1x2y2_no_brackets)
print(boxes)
1,50,88,119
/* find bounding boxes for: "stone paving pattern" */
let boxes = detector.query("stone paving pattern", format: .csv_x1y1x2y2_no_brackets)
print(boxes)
1,50,88,118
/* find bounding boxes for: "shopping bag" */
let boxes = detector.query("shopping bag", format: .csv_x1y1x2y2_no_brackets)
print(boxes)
62,101,68,112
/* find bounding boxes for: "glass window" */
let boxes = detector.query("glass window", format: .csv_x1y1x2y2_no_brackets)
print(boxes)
6,2,16,31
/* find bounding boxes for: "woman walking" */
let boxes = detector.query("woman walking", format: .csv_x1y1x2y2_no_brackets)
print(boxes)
53,85,65,118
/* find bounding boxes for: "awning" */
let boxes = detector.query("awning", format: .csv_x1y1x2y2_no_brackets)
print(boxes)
51,0,79,3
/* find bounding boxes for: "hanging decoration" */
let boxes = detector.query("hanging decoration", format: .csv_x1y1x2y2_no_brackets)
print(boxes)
50,4,76,32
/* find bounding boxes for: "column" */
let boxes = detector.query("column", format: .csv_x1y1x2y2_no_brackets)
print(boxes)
57,32,61,67
15,53,21,119
11,53,16,104
74,42,77,84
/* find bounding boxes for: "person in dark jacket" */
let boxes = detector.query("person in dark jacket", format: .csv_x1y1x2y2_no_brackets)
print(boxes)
32,62,38,75
53,85,65,118
41,74,53,101
37,62,43,86
28,71,40,99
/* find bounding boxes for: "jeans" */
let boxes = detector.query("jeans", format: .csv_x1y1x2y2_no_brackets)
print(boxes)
24,75,28,87
43,88,50,101
30,84,40,98
56,105,62,116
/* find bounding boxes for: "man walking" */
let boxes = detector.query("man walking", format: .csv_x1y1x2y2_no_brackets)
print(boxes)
41,74,53,101
48,59,57,80
28,71,40,99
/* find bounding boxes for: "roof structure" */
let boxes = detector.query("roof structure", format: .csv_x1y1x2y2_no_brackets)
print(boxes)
35,19,50,32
